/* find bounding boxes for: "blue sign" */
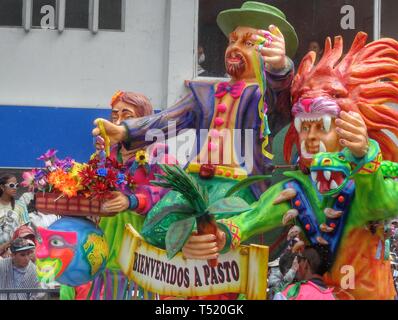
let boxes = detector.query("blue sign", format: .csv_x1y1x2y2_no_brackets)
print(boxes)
0,105,111,168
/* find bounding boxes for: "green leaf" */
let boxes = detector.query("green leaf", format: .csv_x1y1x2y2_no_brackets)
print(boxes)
207,197,251,215
166,217,195,260
151,164,209,212
225,175,272,198
141,204,195,234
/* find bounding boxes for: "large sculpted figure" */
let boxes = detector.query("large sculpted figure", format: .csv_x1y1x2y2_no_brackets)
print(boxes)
190,32,398,300
93,2,298,247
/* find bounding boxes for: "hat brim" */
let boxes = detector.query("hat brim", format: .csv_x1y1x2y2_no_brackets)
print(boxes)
217,9,298,58
12,245,35,253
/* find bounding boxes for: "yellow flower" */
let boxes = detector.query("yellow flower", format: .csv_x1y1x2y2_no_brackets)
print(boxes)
70,162,86,190
135,150,149,166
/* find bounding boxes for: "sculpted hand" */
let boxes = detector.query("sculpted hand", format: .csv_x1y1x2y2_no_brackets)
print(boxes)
255,25,287,71
273,188,298,225
182,229,226,260
94,136,106,152
101,191,129,214
92,118,127,145
335,111,369,158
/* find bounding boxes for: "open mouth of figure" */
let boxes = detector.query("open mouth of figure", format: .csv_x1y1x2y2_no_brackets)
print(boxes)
36,259,61,282
301,141,326,159
311,169,346,194
226,52,246,74
227,57,243,63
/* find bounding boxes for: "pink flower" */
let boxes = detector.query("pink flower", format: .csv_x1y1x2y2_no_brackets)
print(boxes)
21,170,37,189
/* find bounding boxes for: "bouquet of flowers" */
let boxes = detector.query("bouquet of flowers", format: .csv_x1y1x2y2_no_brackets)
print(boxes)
22,149,135,216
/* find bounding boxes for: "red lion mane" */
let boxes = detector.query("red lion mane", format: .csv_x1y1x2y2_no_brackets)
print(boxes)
284,32,398,163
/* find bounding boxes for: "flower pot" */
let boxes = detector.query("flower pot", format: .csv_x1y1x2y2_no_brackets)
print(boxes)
34,192,105,216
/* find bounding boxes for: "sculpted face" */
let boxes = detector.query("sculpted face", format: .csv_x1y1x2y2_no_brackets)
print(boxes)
292,97,342,169
298,119,341,168
35,227,77,282
225,26,257,81
111,101,139,125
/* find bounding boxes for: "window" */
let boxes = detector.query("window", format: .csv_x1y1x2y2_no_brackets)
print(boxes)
381,0,398,39
65,0,89,29
198,0,374,77
0,0,22,27
7,0,123,31
99,0,123,31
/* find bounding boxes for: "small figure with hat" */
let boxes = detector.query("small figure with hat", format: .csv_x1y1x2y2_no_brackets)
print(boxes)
0,238,41,300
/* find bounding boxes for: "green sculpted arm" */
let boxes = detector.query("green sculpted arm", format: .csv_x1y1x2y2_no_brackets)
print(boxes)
219,180,290,250
350,169,398,228
348,142,398,228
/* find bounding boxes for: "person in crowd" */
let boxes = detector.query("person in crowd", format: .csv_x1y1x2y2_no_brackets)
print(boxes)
18,192,58,229
268,251,299,299
307,40,323,65
286,225,305,253
0,175,30,255
0,238,41,300
12,225,37,263
274,247,336,300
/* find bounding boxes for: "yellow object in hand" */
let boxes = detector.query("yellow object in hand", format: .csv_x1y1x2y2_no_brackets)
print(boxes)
98,120,111,157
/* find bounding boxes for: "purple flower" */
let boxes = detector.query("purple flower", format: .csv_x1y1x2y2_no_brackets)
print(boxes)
55,157,74,171
97,168,108,177
34,170,46,181
38,149,58,161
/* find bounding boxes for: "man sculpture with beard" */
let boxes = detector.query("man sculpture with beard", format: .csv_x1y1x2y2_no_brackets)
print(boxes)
93,2,298,246
184,32,398,300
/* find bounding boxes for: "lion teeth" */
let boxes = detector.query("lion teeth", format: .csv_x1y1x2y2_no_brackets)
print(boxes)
294,118,302,132
323,116,331,132
319,142,327,153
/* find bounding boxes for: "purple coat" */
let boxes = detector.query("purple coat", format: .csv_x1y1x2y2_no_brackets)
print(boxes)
122,67,293,199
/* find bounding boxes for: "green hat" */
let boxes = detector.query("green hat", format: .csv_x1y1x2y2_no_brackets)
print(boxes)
217,1,298,58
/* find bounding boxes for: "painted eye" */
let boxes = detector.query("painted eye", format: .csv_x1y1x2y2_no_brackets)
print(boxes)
245,41,254,47
50,238,65,248
338,155,345,160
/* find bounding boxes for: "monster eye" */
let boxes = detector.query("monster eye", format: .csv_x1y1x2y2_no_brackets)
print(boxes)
50,238,65,248
321,158,332,166
338,155,345,160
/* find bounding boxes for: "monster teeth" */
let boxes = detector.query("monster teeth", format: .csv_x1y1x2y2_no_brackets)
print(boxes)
317,182,321,190
311,171,317,181
324,171,331,181
330,180,339,190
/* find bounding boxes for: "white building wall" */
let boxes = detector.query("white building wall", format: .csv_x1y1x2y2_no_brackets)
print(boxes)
0,0,196,109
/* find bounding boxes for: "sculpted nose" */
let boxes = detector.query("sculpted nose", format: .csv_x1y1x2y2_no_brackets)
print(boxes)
36,244,49,259
301,98,313,113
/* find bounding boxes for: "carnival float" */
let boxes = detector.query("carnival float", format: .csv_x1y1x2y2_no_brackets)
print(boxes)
24,1,398,300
